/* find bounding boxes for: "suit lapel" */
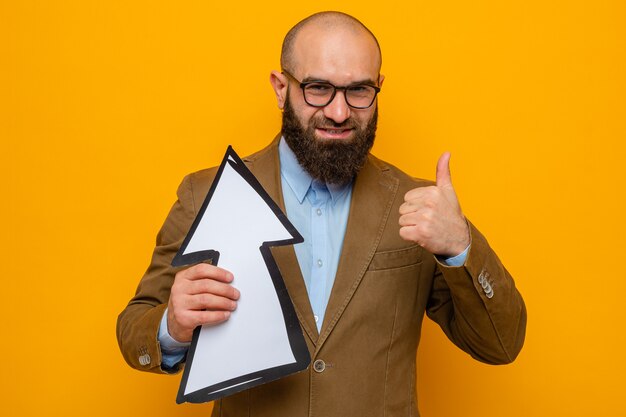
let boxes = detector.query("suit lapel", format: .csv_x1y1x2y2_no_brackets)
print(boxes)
243,140,320,345
317,156,399,351
241,141,399,351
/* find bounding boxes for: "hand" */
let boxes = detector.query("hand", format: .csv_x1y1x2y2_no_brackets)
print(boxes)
399,152,470,257
167,263,240,343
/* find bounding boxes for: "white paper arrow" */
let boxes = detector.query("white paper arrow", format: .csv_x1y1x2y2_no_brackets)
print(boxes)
171,146,309,404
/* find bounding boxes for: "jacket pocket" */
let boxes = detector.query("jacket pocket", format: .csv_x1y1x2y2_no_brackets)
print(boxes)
367,245,423,271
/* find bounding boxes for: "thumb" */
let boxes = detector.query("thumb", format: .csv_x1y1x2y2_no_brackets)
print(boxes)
436,152,453,189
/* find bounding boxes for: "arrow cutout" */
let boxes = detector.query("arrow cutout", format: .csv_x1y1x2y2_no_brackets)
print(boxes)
171,146,310,404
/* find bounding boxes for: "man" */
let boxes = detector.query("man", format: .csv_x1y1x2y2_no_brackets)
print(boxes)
117,11,526,417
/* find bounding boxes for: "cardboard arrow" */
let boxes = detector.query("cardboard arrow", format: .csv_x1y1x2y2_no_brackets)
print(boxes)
171,146,310,404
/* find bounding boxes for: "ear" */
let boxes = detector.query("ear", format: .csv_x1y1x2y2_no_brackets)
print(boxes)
378,73,385,87
269,70,289,109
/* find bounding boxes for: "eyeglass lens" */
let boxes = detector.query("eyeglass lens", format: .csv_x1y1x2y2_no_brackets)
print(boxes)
304,83,377,108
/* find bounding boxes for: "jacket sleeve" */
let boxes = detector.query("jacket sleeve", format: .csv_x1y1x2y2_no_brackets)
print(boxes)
426,220,527,364
116,174,197,374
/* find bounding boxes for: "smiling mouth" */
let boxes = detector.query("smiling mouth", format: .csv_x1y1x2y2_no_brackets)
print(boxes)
315,127,355,139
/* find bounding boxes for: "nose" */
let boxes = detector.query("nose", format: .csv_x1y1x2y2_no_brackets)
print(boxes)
322,90,351,124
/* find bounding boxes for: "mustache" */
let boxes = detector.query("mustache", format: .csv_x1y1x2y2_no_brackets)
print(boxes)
314,118,356,130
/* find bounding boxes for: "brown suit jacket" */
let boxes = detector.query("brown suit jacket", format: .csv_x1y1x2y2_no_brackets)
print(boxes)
117,138,526,416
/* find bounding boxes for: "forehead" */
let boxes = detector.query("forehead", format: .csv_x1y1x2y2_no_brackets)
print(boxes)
291,25,380,83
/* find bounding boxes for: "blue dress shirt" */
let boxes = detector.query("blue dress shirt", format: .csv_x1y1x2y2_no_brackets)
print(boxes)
278,138,352,331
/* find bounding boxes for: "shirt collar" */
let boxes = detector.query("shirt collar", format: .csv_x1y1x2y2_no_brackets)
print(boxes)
278,137,352,205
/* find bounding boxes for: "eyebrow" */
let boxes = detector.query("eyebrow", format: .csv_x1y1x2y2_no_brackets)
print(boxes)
301,76,379,86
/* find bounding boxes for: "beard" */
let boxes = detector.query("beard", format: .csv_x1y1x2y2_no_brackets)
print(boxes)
281,95,377,185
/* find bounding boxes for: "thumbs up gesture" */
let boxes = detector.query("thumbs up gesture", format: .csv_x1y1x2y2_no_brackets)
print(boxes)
399,152,470,257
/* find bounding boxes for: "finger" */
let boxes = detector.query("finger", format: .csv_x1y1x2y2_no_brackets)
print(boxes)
399,225,413,242
176,310,232,330
398,212,418,227
436,152,453,189
399,201,419,216
188,279,240,300
194,310,232,326
399,225,423,243
182,263,234,283
403,185,433,202
184,293,238,312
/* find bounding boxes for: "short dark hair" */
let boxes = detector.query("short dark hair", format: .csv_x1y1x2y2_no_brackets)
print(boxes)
280,11,382,74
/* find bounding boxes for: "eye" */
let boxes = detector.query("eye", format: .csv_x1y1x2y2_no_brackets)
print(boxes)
348,85,375,97
305,83,333,94
349,85,369,93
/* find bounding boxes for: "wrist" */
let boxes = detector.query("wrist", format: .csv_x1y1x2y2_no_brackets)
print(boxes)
159,308,191,349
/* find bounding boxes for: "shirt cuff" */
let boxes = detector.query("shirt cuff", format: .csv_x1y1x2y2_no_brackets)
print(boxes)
158,308,191,351
158,308,189,370
438,244,470,267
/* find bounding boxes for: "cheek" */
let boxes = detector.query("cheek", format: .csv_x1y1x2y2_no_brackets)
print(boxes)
290,98,318,125
353,110,375,127
301,109,326,128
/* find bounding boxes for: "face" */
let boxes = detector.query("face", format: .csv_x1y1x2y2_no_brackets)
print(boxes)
281,92,378,184
270,25,384,184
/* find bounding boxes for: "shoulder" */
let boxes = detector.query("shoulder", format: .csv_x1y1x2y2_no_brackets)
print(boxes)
180,138,280,201
366,153,434,194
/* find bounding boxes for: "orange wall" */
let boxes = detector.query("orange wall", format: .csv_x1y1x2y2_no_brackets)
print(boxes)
2,1,625,416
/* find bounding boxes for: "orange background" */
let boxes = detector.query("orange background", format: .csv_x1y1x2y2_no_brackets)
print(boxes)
2,1,625,416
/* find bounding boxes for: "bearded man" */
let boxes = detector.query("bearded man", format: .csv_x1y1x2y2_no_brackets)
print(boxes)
117,11,526,417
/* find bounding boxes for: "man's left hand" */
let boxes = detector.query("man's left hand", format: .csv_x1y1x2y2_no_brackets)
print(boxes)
399,152,470,257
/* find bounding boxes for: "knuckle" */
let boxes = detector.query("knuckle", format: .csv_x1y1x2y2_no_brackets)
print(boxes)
419,224,432,240
194,263,213,277
404,189,418,201
196,293,210,307
171,279,186,295
178,311,194,328
169,293,184,310
198,280,214,294
200,311,225,325
205,280,225,296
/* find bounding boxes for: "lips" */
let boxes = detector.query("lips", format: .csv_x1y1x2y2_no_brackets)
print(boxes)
315,127,355,140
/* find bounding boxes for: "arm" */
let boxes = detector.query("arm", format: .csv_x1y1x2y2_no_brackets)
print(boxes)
427,222,526,364
116,173,239,373
399,153,526,363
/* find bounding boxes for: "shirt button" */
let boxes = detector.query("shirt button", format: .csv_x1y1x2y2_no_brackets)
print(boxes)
317,259,323,267
313,359,326,373
314,315,319,323
316,208,322,216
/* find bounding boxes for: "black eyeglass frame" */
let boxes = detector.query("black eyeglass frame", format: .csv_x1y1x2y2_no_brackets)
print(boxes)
282,69,381,109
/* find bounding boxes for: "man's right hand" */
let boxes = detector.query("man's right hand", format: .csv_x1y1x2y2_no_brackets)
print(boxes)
167,263,240,343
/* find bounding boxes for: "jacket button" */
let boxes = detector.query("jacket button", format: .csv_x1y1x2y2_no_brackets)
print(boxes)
138,353,151,366
478,269,490,285
138,346,151,366
313,359,326,373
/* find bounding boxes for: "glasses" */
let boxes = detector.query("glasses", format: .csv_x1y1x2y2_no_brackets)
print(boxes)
282,70,381,109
